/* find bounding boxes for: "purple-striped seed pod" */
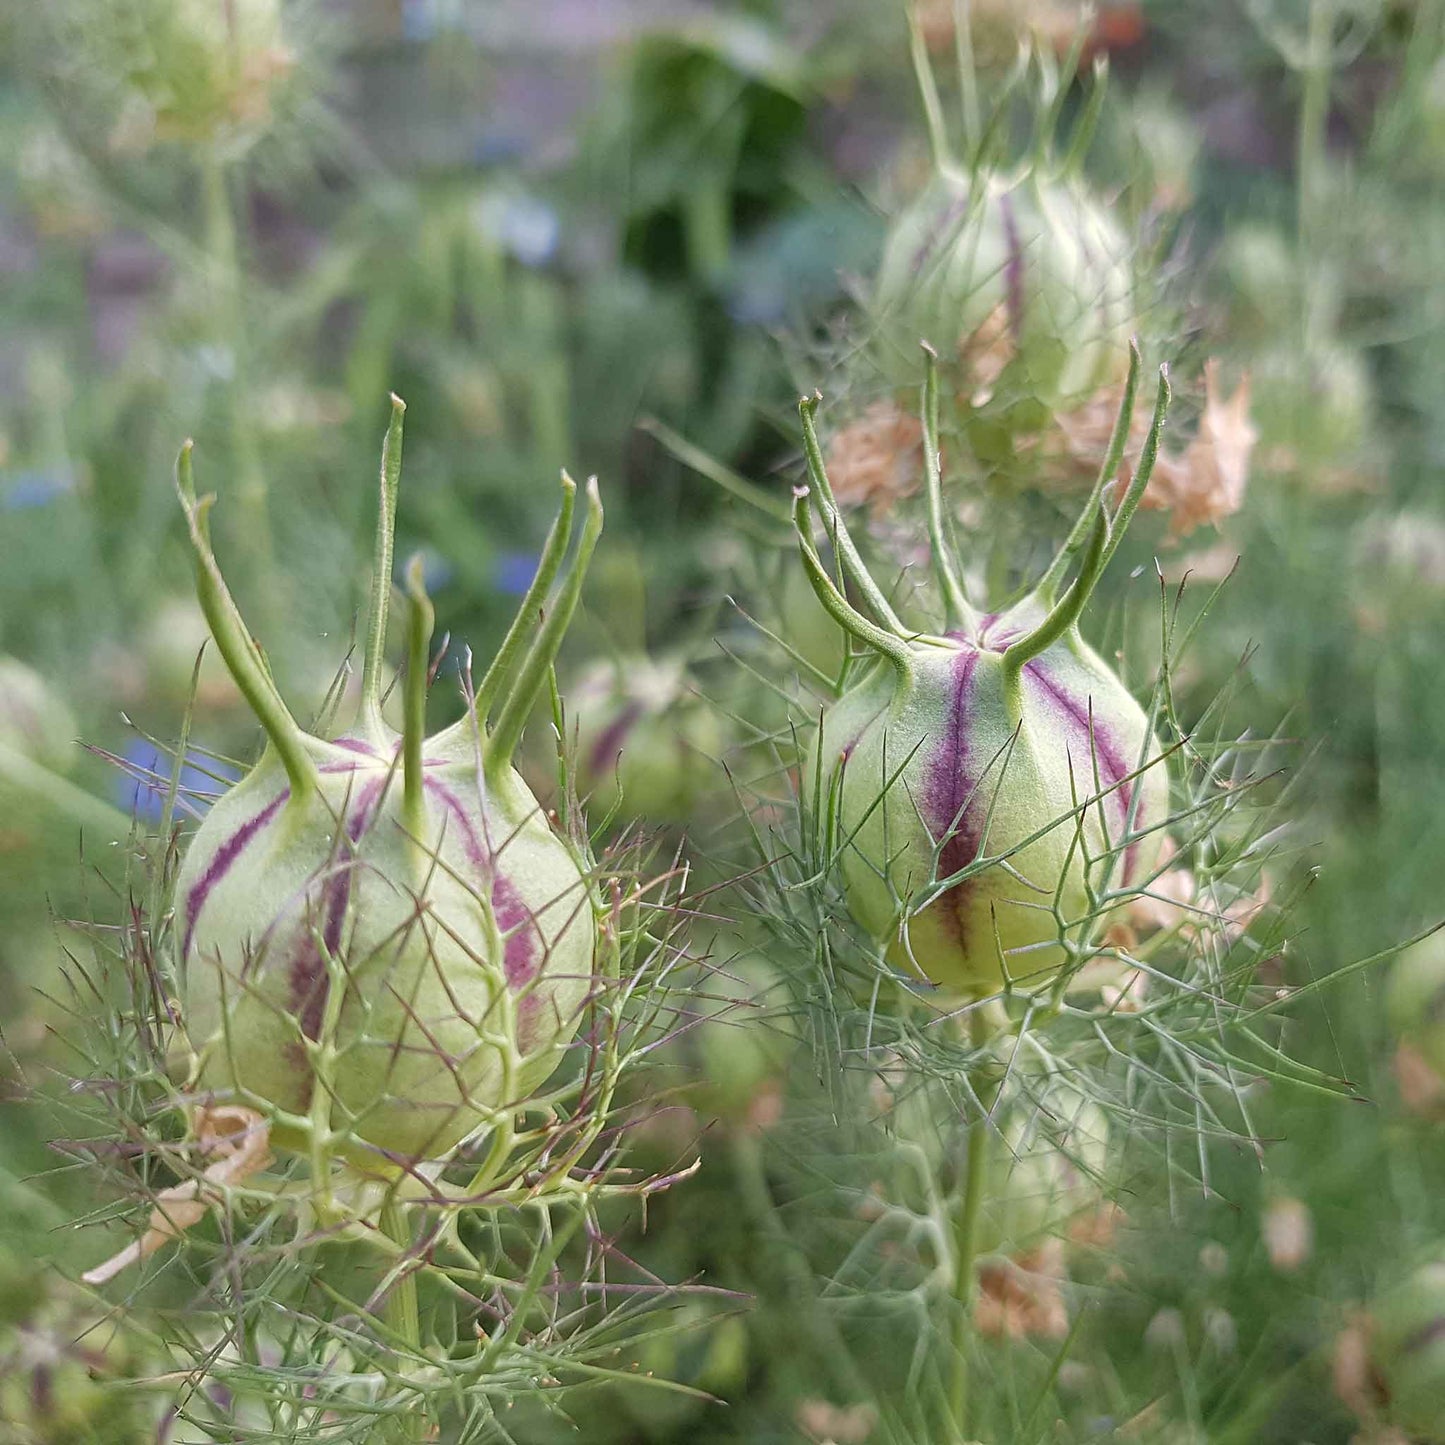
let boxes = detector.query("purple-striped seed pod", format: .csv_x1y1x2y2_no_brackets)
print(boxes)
797,346,1171,996
571,656,725,824
872,169,1134,434
173,399,602,1168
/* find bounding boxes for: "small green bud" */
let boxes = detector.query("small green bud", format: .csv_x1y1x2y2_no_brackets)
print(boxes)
873,171,1134,432
795,350,1171,996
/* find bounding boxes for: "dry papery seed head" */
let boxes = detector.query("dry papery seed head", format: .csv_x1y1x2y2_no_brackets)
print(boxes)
795,343,1172,998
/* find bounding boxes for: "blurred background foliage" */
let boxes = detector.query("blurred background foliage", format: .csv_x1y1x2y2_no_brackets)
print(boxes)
4,0,1445,1441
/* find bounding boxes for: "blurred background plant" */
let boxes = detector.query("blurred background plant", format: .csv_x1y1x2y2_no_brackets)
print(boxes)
3,0,1445,1440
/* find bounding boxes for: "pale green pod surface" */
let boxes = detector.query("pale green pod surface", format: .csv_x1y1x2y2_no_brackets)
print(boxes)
1387,933,1445,1077
813,603,1168,994
872,171,1134,417
1374,1257,1445,1441
0,657,78,775
178,733,594,1164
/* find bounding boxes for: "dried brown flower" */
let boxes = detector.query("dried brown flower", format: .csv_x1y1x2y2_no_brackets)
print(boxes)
977,1238,1070,1341
824,402,924,515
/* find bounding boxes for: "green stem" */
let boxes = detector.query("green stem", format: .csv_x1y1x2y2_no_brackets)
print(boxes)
176,443,318,802
798,394,908,635
485,478,603,775
1095,365,1171,578
360,397,407,736
378,1199,424,1444
920,346,976,634
953,0,981,159
947,1011,997,1441
1296,0,1333,264
792,488,913,682
1037,340,1140,603
471,473,576,721
1003,511,1107,679
0,741,133,842
402,555,434,843
908,1,955,172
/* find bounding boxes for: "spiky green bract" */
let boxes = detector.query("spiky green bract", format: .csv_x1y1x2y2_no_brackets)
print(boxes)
174,401,605,1169
1373,1256,1445,1441
798,349,1171,997
872,168,1134,427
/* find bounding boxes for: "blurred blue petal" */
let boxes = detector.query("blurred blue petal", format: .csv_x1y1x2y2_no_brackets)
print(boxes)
475,191,560,269
495,550,540,596
116,739,239,823
2,467,76,511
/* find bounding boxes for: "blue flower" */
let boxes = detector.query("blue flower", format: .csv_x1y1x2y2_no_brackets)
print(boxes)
475,191,560,269
494,551,540,597
115,739,239,824
1,467,76,512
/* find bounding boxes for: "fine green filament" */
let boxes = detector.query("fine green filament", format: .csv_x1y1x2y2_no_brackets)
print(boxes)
920,345,977,634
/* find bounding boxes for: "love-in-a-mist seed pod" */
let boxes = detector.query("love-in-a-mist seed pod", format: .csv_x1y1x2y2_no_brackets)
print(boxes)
873,169,1135,425
796,346,1171,995
173,399,602,1168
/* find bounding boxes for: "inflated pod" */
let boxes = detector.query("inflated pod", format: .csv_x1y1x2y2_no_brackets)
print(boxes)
173,399,603,1167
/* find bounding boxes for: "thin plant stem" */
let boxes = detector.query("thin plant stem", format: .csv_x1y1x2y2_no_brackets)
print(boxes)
920,346,977,634
379,1199,425,1444
947,1009,997,1442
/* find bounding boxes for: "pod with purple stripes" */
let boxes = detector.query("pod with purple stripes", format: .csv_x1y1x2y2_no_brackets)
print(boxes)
570,654,727,825
171,397,603,1169
795,344,1172,997
871,168,1135,444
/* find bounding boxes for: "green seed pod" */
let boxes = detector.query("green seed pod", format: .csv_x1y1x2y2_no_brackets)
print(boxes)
873,170,1134,434
1373,1256,1445,1441
797,348,1171,995
173,400,603,1169
0,658,77,776
1387,933,1445,1078
572,656,725,824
